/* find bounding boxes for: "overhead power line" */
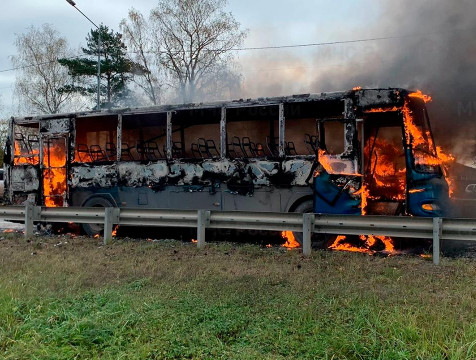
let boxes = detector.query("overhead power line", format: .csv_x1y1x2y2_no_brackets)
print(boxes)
0,28,465,75
0,54,82,74
228,26,472,51
229,34,413,51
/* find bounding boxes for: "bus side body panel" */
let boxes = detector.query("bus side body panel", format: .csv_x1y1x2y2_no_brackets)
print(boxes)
68,158,315,212
70,185,313,212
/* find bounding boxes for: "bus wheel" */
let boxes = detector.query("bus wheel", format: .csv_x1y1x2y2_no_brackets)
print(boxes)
81,197,115,237
292,200,314,245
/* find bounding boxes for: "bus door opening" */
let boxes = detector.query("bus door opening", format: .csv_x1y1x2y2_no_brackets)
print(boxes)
41,134,68,207
314,119,361,215
363,112,406,215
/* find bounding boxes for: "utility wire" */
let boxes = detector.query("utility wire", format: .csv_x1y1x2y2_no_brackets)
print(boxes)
0,28,467,74
0,54,84,74
229,34,413,51
228,26,472,51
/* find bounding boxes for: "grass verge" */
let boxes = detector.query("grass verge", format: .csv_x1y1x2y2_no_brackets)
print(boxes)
1,234,476,359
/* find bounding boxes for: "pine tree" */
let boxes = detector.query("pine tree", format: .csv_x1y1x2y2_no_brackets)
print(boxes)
59,25,147,109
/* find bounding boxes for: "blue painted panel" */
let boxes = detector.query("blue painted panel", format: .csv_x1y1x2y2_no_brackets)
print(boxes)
313,171,361,215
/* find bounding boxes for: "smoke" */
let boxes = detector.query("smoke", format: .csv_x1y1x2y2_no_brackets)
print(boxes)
239,52,314,97
241,0,476,158
319,0,476,153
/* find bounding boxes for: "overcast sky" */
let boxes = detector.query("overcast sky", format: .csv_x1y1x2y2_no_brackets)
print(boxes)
0,0,381,115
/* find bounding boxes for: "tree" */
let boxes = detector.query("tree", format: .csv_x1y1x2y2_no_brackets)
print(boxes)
120,9,164,105
150,0,247,103
11,24,76,115
0,96,8,165
59,25,146,109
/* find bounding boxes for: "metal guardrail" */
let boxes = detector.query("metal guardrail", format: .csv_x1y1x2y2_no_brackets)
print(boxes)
2,205,476,265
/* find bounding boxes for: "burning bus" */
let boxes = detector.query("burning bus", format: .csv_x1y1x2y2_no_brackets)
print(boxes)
3,88,450,238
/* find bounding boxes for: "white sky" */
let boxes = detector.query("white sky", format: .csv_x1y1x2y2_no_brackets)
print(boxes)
0,0,382,115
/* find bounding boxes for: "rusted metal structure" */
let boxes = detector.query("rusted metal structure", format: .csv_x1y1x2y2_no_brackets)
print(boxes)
3,88,450,235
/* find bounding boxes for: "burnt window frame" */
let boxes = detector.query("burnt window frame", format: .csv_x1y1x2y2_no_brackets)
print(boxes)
73,114,119,164
169,107,223,161
12,121,41,166
224,104,283,160
120,112,168,163
283,99,350,158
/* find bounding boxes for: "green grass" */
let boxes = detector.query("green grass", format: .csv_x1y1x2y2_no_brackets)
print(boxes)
1,235,476,359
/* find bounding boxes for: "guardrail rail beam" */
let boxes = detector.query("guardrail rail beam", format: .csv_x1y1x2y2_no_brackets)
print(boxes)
0,205,475,266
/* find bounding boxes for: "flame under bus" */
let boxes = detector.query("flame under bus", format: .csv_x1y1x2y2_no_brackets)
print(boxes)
4,88,449,235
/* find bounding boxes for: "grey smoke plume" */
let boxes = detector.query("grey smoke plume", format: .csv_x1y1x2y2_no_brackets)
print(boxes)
242,0,476,158
316,0,476,157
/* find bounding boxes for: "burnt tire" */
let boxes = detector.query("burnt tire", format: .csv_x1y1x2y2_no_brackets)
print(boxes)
292,200,314,245
81,197,115,237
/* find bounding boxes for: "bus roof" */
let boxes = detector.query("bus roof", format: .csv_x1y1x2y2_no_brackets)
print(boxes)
12,88,410,124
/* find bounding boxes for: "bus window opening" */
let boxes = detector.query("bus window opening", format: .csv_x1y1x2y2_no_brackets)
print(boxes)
75,116,117,163
13,123,40,165
226,106,279,158
121,113,167,161
172,108,221,159
284,117,316,156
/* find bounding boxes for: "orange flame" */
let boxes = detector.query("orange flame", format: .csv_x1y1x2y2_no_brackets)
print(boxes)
318,149,361,176
409,90,432,103
42,141,67,207
403,92,455,197
364,106,400,113
13,137,66,207
378,235,395,252
361,185,369,215
363,113,407,203
318,149,337,174
14,142,39,165
112,225,118,237
329,236,373,254
329,235,395,254
403,104,426,148
281,231,300,249
191,239,198,243
43,168,67,207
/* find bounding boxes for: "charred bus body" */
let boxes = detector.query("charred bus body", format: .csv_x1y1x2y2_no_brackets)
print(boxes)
4,88,449,235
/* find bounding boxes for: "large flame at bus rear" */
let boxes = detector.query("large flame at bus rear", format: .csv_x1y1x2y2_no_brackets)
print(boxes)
42,139,67,207
13,142,39,165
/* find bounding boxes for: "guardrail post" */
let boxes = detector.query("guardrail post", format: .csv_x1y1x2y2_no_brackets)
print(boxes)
24,204,34,237
197,210,210,249
302,213,314,256
104,208,120,245
433,217,442,265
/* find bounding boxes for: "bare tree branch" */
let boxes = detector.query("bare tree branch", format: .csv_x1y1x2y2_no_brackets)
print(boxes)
150,0,247,103
120,10,165,106
10,24,79,115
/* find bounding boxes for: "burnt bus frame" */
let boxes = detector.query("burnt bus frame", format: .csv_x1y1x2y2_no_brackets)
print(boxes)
5,88,420,215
